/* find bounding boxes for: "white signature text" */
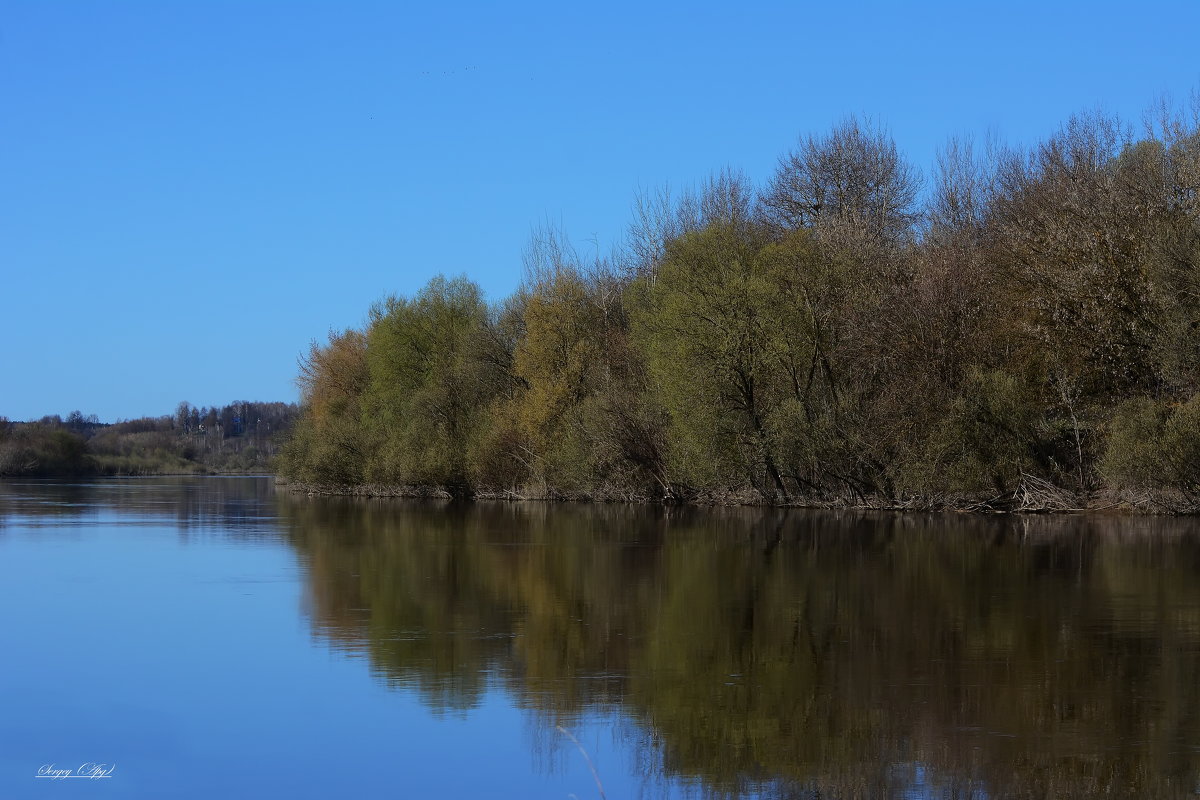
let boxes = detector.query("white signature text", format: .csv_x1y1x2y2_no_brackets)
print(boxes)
36,763,116,780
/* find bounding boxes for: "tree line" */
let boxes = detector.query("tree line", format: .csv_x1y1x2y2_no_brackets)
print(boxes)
281,99,1200,508
0,401,298,476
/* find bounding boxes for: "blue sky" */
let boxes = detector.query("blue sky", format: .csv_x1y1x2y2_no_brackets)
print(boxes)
2,0,1198,422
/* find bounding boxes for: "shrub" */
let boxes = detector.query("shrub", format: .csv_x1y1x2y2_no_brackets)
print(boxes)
1102,395,1200,495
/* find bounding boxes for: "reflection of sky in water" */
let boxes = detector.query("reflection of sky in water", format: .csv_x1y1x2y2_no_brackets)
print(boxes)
2,477,1200,799
0,479,690,799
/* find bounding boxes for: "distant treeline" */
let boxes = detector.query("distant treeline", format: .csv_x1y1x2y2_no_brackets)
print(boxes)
0,402,299,477
280,100,1200,509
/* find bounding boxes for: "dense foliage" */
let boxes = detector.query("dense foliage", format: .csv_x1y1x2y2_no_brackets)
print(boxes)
281,103,1200,506
0,402,298,476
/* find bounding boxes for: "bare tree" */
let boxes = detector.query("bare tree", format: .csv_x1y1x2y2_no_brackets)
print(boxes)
763,116,921,246
622,168,757,280
927,133,1004,241
624,185,699,279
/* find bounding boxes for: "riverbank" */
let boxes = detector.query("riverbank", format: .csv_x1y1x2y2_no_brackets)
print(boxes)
0,404,297,479
275,475,1200,515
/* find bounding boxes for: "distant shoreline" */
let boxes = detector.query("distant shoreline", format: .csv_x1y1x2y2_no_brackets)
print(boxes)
1,469,277,479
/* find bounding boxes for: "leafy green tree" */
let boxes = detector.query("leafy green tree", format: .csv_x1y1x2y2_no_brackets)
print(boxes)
631,211,795,498
361,275,491,493
281,328,370,484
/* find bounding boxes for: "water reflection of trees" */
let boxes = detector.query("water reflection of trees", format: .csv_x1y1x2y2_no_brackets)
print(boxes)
280,497,1200,798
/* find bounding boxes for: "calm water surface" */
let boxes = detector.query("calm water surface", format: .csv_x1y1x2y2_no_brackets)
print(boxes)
2,477,1200,798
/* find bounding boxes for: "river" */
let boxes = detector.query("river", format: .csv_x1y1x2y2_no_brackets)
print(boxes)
2,477,1199,798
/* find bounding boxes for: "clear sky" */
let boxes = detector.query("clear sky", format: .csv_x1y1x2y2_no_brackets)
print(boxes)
3,0,1198,422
